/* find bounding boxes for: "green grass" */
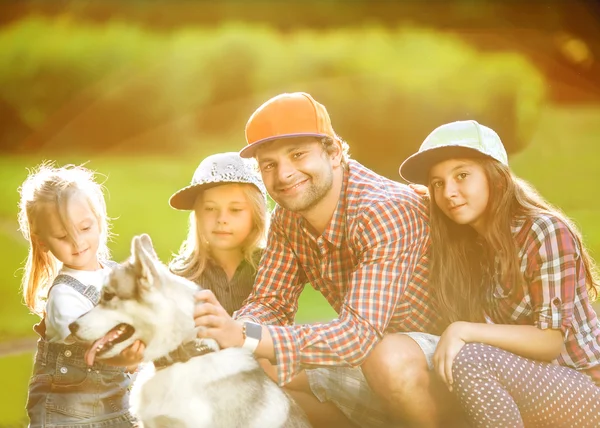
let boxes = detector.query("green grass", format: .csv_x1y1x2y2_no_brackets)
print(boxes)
0,353,33,427
1,105,599,425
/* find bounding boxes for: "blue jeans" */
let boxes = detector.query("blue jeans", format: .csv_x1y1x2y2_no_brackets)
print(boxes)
27,340,136,428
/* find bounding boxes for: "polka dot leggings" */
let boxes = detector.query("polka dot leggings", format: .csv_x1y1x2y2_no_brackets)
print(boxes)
452,343,600,428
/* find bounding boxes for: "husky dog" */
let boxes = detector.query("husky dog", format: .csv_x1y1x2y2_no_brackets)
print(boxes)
69,234,311,428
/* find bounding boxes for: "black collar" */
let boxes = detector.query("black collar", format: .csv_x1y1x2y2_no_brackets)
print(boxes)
153,339,215,370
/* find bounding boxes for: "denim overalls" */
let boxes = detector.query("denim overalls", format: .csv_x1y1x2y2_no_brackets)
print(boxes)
26,273,136,428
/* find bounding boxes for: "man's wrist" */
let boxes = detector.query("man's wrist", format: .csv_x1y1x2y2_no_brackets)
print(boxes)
242,321,262,353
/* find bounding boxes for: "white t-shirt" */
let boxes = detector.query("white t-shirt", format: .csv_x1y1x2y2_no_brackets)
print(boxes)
45,265,112,343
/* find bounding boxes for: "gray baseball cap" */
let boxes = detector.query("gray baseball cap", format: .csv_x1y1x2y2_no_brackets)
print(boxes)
169,152,267,210
399,120,508,185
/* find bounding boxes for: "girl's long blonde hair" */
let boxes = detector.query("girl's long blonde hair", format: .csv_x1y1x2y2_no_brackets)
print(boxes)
429,158,599,326
169,183,268,282
17,162,111,316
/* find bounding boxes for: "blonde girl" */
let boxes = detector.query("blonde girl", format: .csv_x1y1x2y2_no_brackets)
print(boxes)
400,120,600,427
19,162,136,427
168,151,268,315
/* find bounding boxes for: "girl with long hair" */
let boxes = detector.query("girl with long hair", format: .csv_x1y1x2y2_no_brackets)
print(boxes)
168,151,268,315
19,162,136,427
400,120,600,427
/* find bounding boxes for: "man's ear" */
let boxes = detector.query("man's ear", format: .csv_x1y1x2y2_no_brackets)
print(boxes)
329,137,344,167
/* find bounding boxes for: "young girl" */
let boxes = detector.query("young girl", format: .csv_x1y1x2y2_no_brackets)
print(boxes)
18,162,137,427
400,120,600,427
168,151,268,315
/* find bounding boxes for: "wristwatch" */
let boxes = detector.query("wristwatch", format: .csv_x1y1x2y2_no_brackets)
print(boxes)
242,321,262,353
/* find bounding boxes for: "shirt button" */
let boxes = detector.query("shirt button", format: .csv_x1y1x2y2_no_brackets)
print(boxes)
60,367,68,374
64,350,72,357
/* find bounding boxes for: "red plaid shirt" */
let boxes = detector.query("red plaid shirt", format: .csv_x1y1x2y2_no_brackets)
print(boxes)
234,160,437,385
486,214,600,385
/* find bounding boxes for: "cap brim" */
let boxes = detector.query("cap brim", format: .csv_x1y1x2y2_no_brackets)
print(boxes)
169,182,224,210
240,133,332,158
399,146,489,184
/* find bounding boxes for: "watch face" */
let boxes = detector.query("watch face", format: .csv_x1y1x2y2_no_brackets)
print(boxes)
245,322,262,340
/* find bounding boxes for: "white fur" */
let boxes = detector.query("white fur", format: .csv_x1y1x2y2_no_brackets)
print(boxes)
71,234,310,428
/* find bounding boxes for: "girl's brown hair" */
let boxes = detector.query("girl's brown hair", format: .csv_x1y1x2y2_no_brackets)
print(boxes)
429,157,599,326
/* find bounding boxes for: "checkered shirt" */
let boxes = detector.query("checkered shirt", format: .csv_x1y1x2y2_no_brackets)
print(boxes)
485,214,600,384
234,160,437,385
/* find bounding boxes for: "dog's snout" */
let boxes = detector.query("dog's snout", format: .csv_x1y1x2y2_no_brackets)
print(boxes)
68,322,79,335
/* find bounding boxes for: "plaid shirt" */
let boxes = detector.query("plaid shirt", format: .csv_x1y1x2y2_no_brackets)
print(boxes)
486,214,600,384
234,160,437,385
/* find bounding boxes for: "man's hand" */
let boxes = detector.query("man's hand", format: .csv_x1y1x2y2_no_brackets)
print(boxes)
193,289,244,349
408,183,430,199
432,321,469,392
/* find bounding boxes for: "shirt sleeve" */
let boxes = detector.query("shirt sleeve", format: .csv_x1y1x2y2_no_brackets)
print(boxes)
46,284,95,342
233,215,307,326
248,203,430,386
525,216,580,337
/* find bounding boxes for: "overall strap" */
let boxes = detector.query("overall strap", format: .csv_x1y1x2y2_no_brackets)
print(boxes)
52,274,100,306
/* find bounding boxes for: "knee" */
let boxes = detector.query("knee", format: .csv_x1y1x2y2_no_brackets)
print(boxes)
362,334,430,395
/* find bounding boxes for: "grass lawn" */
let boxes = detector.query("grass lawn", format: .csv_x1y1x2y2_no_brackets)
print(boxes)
0,105,599,426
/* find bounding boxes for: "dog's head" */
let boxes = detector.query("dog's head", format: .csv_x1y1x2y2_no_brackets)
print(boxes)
69,233,202,364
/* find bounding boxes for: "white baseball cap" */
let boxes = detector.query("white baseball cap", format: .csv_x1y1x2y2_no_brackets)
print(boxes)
399,120,508,185
169,152,266,210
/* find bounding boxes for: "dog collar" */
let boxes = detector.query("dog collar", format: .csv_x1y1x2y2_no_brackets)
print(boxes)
153,339,215,370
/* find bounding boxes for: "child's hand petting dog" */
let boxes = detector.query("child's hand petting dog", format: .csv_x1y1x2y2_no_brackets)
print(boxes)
102,339,146,371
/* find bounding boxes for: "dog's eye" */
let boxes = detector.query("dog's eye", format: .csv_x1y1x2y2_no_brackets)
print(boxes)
102,291,116,301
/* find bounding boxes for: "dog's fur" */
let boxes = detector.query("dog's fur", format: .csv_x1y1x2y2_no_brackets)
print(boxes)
70,234,311,428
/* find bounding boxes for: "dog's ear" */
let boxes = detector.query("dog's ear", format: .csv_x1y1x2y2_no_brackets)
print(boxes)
138,233,159,260
131,235,160,291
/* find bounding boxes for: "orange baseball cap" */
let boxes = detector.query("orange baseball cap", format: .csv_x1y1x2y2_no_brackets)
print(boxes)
240,92,337,158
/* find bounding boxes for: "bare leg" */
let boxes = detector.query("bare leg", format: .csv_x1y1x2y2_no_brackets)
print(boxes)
362,334,451,428
258,359,355,428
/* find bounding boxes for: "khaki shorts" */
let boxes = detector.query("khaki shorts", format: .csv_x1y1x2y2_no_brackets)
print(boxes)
305,332,440,428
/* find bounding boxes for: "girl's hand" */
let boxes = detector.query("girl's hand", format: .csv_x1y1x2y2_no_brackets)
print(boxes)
409,183,430,199
194,289,244,349
102,340,145,367
433,322,469,392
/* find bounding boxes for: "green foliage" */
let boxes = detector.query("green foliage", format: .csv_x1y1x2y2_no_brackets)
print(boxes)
0,19,546,178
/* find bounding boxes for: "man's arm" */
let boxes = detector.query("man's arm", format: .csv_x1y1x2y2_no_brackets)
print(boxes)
233,215,306,325
258,203,431,385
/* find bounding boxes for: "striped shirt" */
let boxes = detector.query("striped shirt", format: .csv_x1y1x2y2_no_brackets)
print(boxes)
197,250,262,315
234,160,437,385
486,214,600,384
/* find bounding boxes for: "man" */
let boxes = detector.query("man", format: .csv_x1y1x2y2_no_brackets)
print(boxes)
194,92,453,427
